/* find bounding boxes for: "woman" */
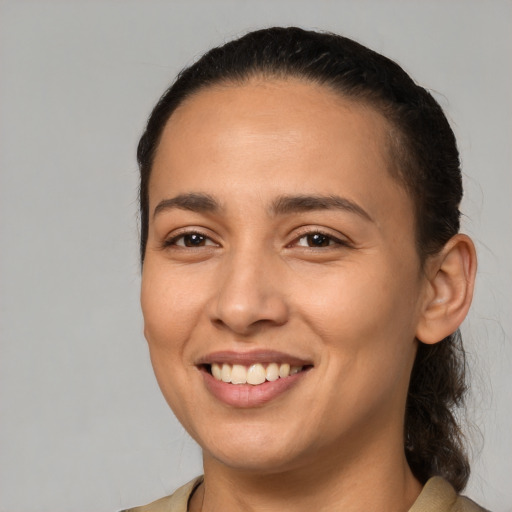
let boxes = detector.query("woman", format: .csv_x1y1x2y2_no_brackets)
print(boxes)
126,27,486,511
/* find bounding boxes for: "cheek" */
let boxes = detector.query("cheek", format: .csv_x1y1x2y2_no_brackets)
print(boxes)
296,258,421,364
140,263,203,417
303,265,420,424
140,263,208,368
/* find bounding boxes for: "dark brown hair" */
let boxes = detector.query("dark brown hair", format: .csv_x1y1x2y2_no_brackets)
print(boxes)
137,27,469,491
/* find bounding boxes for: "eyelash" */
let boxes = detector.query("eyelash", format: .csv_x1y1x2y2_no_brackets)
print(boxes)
290,230,351,249
162,229,351,250
163,230,217,249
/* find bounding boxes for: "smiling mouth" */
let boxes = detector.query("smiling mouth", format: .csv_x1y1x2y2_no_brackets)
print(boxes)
203,362,312,385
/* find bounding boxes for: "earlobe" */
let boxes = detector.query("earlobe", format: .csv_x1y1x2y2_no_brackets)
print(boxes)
416,234,477,345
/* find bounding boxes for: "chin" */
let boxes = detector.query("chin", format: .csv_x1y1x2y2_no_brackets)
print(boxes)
205,446,303,474
199,423,308,473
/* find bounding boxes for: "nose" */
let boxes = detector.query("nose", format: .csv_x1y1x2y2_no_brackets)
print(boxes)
208,249,289,336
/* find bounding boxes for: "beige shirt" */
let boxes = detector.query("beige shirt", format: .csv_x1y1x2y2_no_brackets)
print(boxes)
123,476,488,512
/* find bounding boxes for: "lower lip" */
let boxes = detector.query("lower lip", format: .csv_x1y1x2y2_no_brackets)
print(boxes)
201,369,308,408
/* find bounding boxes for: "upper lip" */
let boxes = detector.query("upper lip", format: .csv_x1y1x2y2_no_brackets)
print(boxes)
196,350,313,367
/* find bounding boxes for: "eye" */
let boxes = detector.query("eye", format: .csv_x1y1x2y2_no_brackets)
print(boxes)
297,233,332,247
166,232,217,248
292,231,348,248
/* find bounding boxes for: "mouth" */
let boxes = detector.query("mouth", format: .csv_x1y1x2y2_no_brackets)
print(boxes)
202,362,311,385
196,351,313,407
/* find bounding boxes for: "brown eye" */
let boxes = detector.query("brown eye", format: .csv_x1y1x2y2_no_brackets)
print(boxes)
296,232,334,248
306,233,330,247
183,234,207,247
169,232,217,247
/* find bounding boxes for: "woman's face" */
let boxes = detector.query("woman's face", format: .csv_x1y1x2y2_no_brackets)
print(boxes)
141,79,428,473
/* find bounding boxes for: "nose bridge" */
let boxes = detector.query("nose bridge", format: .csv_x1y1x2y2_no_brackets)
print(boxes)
210,239,288,334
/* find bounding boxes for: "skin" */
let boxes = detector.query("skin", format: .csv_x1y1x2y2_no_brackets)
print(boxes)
140,78,476,512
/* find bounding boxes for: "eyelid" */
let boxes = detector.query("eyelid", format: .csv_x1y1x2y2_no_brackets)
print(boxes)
160,226,351,250
287,227,353,249
162,227,220,248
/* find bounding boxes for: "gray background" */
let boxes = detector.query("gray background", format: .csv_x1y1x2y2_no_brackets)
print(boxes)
0,1,510,511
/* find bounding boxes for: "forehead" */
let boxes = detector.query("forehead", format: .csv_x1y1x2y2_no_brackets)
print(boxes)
150,78,412,225
161,78,392,162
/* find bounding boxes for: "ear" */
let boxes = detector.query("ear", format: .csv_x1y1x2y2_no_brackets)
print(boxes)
416,234,477,345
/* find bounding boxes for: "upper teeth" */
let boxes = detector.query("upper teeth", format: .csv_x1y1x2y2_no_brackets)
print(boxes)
211,363,303,385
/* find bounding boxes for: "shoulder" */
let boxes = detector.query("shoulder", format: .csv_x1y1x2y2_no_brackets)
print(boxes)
121,476,203,512
410,477,490,512
121,475,489,512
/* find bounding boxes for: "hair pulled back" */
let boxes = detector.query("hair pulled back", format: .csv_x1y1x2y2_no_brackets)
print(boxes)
137,27,470,491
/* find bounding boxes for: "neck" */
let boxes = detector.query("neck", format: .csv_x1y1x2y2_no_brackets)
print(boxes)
190,431,422,512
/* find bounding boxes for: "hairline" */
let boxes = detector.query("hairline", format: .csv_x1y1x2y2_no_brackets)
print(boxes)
142,73,426,264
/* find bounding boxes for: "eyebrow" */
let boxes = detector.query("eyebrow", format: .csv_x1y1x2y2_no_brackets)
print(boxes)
153,192,372,222
271,194,373,222
153,193,221,218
